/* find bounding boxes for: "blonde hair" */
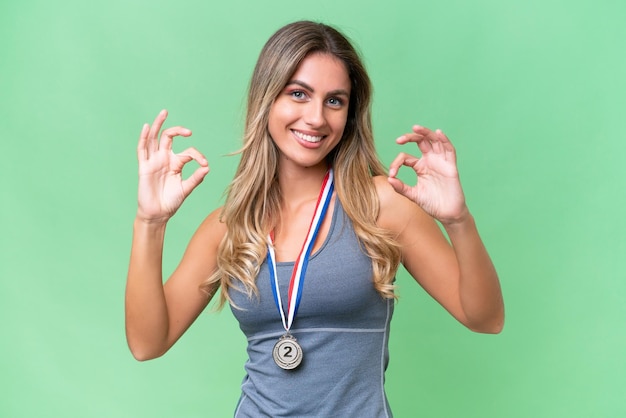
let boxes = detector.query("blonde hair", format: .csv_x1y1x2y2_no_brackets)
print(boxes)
203,21,401,307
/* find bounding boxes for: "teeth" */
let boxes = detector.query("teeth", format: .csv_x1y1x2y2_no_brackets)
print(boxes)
293,130,323,143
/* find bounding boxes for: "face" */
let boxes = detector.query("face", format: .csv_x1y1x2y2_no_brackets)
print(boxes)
268,53,351,171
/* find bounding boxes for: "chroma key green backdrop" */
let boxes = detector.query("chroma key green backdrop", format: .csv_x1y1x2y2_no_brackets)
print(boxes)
1,0,625,417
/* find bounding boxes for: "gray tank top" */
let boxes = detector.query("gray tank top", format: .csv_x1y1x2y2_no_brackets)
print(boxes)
230,199,394,417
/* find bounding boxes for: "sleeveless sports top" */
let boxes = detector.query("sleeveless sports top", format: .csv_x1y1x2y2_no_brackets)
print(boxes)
229,199,395,417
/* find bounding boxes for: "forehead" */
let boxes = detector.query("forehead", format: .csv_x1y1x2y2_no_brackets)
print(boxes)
289,53,351,93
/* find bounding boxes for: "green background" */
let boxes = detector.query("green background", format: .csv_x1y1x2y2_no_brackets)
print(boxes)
2,0,625,417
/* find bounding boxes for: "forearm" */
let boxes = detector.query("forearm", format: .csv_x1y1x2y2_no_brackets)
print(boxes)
125,218,171,360
443,214,504,333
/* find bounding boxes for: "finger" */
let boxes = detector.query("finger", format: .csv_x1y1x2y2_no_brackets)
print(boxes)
414,125,448,144
411,124,436,136
435,129,455,150
396,132,433,154
176,147,209,167
435,129,457,162
148,109,168,151
388,152,419,177
387,176,414,200
181,166,210,197
418,125,454,156
159,126,192,151
430,137,444,154
137,123,150,161
415,124,447,152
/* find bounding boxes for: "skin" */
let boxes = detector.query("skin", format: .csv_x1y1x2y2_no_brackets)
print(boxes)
125,53,504,361
267,53,351,261
382,126,503,332
268,53,350,171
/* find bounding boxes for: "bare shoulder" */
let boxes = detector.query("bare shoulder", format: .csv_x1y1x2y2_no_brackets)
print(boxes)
169,207,227,292
194,207,227,244
372,175,434,236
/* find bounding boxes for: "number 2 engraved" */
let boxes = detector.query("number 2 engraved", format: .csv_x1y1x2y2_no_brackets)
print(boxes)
283,345,293,358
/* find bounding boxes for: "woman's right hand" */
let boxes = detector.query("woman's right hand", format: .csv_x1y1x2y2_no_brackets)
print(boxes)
136,110,210,223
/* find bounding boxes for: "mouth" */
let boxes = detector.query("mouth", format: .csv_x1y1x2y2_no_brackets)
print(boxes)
292,129,325,143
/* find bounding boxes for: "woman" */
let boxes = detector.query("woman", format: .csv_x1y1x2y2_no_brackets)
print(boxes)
126,20,504,417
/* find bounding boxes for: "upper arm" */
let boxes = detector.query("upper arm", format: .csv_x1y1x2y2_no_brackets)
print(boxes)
374,177,468,324
162,208,227,349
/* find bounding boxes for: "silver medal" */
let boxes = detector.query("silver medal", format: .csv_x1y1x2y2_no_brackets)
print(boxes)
272,333,303,370
267,170,334,371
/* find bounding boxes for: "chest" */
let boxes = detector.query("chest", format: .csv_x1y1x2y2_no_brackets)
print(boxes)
230,210,389,335
271,198,336,262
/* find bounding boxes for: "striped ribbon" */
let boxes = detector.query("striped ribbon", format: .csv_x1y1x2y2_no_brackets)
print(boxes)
267,169,334,332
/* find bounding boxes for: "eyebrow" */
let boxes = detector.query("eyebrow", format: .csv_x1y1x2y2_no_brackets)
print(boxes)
286,80,350,97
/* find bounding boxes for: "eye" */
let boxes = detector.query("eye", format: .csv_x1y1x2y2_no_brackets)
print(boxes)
326,97,344,107
290,90,307,100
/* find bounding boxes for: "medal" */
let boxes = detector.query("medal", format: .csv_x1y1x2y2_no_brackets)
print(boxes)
267,169,334,370
272,333,303,370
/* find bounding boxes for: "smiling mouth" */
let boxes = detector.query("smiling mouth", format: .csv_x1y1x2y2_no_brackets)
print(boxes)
292,130,325,143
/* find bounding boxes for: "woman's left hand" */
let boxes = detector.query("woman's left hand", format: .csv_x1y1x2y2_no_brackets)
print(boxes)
387,125,469,224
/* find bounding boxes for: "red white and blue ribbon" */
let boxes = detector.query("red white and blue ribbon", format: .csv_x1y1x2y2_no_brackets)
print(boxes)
267,169,334,332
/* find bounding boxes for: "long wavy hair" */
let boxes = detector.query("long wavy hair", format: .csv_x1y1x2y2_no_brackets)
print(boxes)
203,21,401,307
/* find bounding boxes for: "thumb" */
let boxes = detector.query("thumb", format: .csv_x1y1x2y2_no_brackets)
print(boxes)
181,166,210,197
387,176,413,200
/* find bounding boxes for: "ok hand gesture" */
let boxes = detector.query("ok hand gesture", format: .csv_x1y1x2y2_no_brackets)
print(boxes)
387,125,468,224
136,110,210,223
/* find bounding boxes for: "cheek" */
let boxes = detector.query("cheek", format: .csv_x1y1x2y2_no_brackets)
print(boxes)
330,110,349,133
268,102,297,130
267,107,283,138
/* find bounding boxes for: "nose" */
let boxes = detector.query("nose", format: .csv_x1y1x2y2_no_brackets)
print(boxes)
303,100,326,128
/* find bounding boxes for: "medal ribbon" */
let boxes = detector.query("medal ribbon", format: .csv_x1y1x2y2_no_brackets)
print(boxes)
267,169,334,332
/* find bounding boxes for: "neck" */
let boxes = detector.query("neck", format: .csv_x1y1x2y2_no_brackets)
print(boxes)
277,162,330,208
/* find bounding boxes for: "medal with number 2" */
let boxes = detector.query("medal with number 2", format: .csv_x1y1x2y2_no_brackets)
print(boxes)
267,170,334,370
